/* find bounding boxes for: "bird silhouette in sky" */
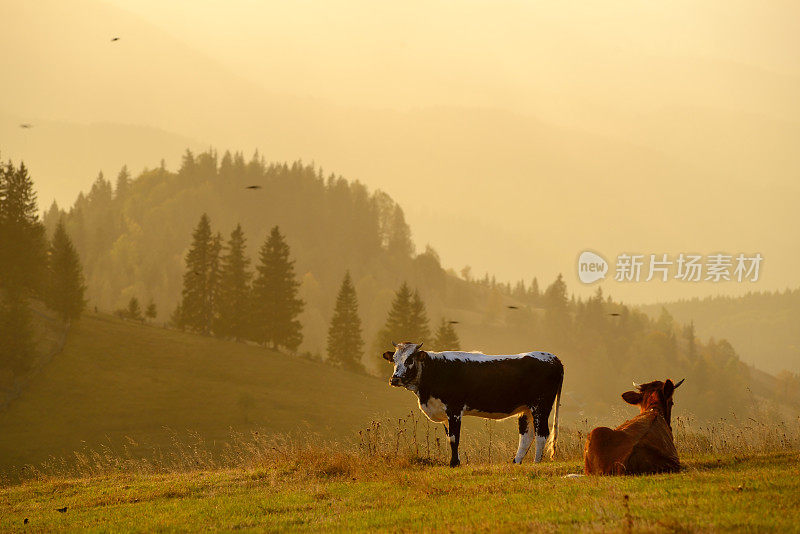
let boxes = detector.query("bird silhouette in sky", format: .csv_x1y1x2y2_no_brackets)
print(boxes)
19,123,33,129
245,185,262,190
448,320,460,325
111,37,120,42
608,312,621,316
507,305,519,310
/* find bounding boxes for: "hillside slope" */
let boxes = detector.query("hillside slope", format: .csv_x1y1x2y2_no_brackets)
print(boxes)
0,313,413,474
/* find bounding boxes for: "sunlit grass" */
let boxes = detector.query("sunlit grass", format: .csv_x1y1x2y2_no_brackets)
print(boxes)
1,410,798,531
2,451,798,532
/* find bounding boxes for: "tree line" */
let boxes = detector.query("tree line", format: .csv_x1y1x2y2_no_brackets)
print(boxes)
0,158,86,379
172,214,460,373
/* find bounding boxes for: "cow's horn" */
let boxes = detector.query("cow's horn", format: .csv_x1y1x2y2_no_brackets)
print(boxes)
417,342,423,350
391,341,398,348
674,378,685,389
632,381,640,388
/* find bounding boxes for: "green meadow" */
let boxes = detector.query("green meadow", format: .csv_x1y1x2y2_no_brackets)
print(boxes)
2,453,798,532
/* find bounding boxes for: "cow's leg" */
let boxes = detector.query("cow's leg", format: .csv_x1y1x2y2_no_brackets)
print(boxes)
447,411,462,467
532,404,552,463
513,410,534,464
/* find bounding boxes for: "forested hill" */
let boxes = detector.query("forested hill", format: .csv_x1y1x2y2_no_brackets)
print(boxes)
40,148,790,420
640,290,800,375
42,149,451,363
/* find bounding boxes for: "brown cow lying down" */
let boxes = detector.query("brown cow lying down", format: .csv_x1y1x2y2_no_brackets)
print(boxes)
584,378,684,475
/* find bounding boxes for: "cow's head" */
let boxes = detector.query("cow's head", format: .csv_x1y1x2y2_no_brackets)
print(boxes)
382,341,427,388
621,378,685,428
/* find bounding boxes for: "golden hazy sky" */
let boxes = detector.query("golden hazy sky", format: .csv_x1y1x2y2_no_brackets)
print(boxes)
2,0,798,302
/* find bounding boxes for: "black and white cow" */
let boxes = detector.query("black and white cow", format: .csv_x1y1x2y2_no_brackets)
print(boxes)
383,341,564,467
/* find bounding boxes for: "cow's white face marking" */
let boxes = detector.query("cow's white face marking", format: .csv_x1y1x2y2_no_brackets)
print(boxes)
389,342,423,390
429,350,557,363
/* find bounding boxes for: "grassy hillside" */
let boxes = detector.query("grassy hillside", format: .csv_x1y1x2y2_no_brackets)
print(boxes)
2,454,798,531
0,301,67,410
0,313,413,475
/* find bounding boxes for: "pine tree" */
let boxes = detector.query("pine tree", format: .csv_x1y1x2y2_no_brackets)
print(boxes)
433,318,461,350
377,282,413,349
145,300,157,321
208,232,222,332
387,205,414,257
684,321,697,359
46,220,86,322
115,165,130,199
377,282,431,348
179,214,219,334
409,289,431,341
529,277,540,304
127,296,143,321
215,224,252,340
327,271,365,372
170,303,183,329
251,226,304,351
0,160,47,298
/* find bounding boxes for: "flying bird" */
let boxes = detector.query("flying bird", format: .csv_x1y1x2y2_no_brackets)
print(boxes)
19,123,33,129
507,305,519,310
245,185,262,190
448,320,460,325
608,312,621,316
111,37,120,42
56,507,67,513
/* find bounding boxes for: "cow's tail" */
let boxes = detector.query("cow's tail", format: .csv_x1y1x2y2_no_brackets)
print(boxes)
545,369,563,461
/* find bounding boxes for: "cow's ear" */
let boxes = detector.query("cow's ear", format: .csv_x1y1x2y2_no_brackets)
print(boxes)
663,379,675,398
621,390,643,405
382,351,394,362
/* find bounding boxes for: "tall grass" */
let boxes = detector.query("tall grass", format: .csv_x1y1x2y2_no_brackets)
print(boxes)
6,410,799,486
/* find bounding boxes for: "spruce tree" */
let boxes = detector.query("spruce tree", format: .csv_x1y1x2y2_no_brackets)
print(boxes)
127,296,143,321
179,214,219,334
215,224,252,340
115,165,130,199
46,220,86,322
251,226,304,351
145,300,157,321
327,271,364,372
409,289,431,341
387,205,414,257
378,281,413,348
433,318,461,350
377,282,431,348
0,160,47,298
208,232,222,332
